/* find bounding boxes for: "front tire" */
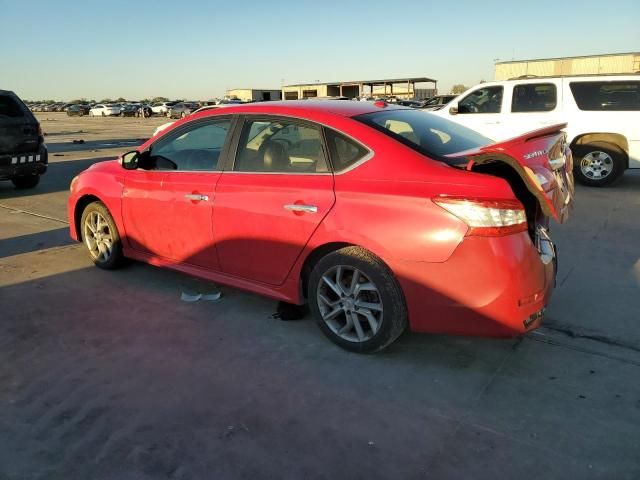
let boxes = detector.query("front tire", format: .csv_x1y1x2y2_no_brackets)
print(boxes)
573,142,625,187
80,202,124,270
12,174,40,189
308,246,407,353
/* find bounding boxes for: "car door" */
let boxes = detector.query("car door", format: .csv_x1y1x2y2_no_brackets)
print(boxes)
213,116,335,285
448,85,506,139
121,116,234,269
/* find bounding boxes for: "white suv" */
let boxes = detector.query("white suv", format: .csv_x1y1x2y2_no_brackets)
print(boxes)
435,75,640,186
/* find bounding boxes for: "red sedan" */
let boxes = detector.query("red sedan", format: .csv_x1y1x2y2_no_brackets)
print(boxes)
68,101,574,352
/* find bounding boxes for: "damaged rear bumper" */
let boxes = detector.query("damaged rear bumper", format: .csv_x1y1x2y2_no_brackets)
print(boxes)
392,230,556,337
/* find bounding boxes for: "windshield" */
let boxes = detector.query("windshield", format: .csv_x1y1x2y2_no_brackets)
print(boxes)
354,109,491,159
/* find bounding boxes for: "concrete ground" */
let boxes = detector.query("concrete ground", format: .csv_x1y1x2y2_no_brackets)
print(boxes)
0,113,638,480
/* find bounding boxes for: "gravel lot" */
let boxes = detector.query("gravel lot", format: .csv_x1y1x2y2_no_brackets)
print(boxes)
1,113,639,479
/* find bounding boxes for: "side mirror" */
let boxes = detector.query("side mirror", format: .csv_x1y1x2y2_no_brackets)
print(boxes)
448,103,459,115
121,150,140,170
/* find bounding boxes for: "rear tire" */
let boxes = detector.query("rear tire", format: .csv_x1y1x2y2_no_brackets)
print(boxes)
573,142,625,187
12,175,40,189
308,246,407,353
80,201,125,270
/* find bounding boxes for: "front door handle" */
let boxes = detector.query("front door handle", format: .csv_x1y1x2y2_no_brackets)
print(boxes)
184,194,209,202
283,204,318,214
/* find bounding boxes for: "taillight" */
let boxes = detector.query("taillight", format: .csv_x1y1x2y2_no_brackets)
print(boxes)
433,197,527,237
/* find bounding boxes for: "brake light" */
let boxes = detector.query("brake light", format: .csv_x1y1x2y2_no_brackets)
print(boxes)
433,197,527,236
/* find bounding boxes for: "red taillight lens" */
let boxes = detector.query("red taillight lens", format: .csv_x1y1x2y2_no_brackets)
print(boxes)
433,197,527,237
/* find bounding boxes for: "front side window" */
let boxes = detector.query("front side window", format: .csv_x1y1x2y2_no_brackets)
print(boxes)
570,81,640,111
458,86,503,114
354,109,491,160
147,119,231,171
234,118,328,173
512,83,557,112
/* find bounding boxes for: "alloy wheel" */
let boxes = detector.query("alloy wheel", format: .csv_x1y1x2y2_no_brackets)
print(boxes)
83,211,114,262
580,150,613,180
316,265,383,343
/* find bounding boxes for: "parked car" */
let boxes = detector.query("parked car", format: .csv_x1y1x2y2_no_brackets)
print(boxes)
0,89,48,189
435,75,640,186
421,94,457,111
150,101,177,115
152,104,235,137
167,102,199,119
119,104,140,117
67,104,90,116
68,101,573,352
396,99,424,108
89,104,120,116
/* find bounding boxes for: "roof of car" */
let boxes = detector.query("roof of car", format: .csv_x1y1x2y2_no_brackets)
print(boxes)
203,100,408,117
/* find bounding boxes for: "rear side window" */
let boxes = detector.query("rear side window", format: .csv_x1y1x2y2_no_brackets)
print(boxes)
511,83,557,112
570,81,640,111
0,94,26,117
324,129,369,172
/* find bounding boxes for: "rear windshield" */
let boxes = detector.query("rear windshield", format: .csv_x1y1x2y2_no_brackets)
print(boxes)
0,94,26,118
354,109,491,160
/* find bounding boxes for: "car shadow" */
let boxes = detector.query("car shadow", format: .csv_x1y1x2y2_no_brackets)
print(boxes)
0,227,72,259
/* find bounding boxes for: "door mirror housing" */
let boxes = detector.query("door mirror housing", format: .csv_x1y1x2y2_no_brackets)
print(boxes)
448,102,459,115
121,150,140,170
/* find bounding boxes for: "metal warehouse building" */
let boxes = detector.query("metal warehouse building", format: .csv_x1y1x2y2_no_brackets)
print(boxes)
281,77,438,100
495,52,640,80
226,89,282,102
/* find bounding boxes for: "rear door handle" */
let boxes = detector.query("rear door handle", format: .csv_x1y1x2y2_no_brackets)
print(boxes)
184,194,209,202
283,204,318,213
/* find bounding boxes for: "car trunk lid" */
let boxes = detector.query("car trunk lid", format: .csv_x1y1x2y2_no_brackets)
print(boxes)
446,123,574,223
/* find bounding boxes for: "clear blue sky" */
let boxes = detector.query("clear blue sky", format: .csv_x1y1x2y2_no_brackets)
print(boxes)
1,0,638,101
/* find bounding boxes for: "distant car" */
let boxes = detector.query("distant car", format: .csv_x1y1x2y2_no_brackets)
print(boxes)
150,101,177,115
89,104,120,116
152,104,235,137
167,102,199,119
67,104,90,116
421,95,457,111
119,104,140,117
0,89,48,189
396,99,424,108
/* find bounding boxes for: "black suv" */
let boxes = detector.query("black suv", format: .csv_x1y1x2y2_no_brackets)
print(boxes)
0,90,48,189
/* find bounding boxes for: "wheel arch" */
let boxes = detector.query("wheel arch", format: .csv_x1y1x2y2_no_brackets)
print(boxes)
299,242,355,300
571,133,629,168
73,194,102,241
